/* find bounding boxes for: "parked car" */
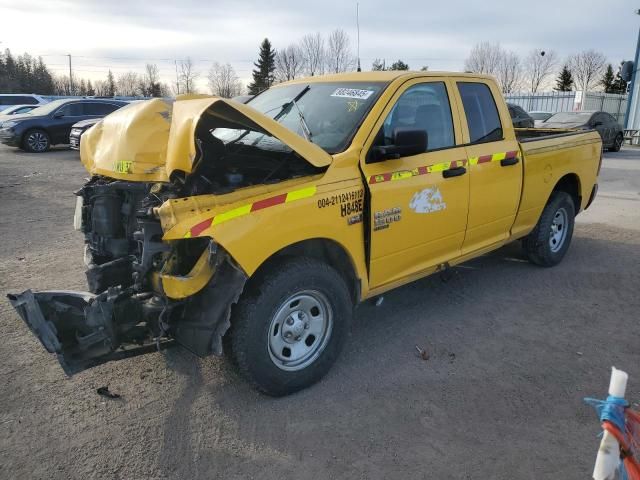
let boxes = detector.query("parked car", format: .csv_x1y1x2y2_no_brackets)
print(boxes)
543,111,624,152
529,111,553,127
8,72,602,396
69,118,101,150
0,98,127,152
0,94,48,112
507,103,535,128
0,104,39,116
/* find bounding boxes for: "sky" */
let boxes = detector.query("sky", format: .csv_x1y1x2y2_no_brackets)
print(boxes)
0,0,638,91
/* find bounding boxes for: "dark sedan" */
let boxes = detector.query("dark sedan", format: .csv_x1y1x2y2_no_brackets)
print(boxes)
0,99,127,153
69,118,101,150
507,103,535,128
543,111,624,152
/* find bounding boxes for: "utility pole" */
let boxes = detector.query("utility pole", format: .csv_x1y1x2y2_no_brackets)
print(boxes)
174,60,180,95
67,54,73,95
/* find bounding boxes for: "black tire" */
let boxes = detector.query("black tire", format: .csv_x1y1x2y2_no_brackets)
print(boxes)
609,133,623,152
522,191,575,267
227,257,352,396
22,129,50,153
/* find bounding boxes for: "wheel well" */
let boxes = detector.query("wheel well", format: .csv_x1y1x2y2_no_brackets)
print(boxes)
254,239,360,304
553,174,581,211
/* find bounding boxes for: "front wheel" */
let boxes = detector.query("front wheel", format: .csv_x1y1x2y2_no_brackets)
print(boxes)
227,258,352,396
522,191,575,267
22,129,50,153
609,133,623,152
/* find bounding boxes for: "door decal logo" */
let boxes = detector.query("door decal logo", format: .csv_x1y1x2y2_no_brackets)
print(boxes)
409,187,446,214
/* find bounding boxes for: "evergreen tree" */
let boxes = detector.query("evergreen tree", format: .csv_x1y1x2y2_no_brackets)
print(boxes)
555,65,574,91
248,38,276,95
106,70,116,97
601,64,616,93
614,61,629,94
389,60,409,71
86,79,95,96
79,79,87,96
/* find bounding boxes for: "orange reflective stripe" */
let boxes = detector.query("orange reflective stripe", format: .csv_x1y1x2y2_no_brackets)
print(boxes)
184,186,317,238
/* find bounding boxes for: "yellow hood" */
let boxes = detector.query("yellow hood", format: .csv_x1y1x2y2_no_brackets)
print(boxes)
80,96,332,182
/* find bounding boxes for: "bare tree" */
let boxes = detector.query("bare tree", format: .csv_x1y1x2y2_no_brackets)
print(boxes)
93,79,108,96
178,57,199,94
300,32,325,77
568,50,607,92
326,29,355,73
208,62,242,98
524,49,558,92
116,71,140,96
275,44,306,82
496,51,523,93
464,42,502,75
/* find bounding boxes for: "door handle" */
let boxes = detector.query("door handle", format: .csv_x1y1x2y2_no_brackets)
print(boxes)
442,166,467,178
500,157,519,167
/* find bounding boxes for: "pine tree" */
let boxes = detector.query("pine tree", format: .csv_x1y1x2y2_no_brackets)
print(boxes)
389,60,409,71
78,79,87,96
106,70,116,97
86,79,95,96
614,61,628,94
601,64,616,93
555,65,574,91
248,38,276,95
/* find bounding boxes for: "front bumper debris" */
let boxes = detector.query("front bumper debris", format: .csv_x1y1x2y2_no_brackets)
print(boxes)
7,288,169,375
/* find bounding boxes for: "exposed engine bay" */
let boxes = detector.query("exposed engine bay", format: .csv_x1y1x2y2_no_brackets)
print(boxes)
8,108,325,375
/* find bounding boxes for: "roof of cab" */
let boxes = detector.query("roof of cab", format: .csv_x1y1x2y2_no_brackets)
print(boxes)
279,71,495,85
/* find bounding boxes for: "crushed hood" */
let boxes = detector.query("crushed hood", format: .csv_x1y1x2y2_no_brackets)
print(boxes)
80,96,332,182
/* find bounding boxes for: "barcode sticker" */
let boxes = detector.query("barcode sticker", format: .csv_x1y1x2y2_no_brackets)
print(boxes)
330,88,374,100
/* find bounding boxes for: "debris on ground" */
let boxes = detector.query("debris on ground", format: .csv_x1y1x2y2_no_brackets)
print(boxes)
96,386,121,399
415,345,430,361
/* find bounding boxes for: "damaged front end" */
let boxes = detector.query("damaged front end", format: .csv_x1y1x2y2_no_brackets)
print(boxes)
7,95,329,375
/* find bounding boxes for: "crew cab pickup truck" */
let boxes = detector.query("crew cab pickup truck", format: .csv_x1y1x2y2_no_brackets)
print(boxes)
8,72,602,396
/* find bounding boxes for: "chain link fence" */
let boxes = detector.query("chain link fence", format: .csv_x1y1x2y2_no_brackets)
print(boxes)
504,91,628,125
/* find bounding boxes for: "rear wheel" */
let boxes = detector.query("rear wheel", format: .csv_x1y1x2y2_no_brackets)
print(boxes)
227,257,352,396
522,191,575,267
609,133,623,152
23,129,50,153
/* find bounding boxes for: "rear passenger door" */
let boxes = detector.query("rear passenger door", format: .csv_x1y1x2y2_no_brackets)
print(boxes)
455,81,522,254
361,78,470,288
49,102,86,144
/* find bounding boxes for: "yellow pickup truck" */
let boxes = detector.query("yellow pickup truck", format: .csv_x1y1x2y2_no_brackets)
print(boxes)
8,71,602,396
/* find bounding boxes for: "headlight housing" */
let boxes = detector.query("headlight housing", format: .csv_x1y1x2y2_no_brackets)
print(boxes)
1,121,18,129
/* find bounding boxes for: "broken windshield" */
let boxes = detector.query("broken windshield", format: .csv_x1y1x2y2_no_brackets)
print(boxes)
214,82,387,154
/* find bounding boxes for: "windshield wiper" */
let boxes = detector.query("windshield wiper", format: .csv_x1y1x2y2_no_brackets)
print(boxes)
273,85,310,122
291,99,312,142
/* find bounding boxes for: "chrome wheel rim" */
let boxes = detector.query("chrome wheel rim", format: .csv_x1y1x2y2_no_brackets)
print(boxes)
267,290,333,371
549,207,568,253
27,132,47,152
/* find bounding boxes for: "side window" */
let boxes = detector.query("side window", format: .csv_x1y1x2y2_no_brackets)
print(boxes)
457,82,503,144
58,103,84,116
379,82,455,152
84,103,120,115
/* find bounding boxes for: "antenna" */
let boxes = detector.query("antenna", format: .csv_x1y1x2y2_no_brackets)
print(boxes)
356,3,361,72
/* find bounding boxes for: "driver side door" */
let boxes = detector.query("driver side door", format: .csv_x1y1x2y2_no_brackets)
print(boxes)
361,78,470,289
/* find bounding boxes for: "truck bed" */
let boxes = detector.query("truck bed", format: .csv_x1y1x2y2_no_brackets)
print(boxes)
515,127,587,142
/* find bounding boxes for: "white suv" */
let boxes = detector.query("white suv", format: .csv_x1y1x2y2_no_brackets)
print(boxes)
0,94,48,112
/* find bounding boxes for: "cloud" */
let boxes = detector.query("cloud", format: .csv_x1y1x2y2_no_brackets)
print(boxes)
1,0,637,89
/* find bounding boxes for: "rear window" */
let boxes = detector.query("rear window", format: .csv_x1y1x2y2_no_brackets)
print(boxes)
0,95,38,106
457,82,503,144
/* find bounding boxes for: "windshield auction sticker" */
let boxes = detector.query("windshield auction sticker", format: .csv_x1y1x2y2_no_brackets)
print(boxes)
330,88,375,100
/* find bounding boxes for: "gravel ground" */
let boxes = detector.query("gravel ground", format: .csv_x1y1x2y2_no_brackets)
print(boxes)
0,144,638,480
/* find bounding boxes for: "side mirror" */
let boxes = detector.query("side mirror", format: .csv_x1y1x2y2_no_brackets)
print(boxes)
53,110,64,118
369,127,428,162
621,61,634,83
